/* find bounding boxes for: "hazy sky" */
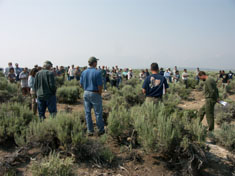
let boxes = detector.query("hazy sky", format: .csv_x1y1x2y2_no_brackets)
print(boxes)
0,0,234,69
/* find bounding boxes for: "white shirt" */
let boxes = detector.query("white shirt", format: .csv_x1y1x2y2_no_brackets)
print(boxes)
182,72,189,80
128,71,133,80
68,68,76,77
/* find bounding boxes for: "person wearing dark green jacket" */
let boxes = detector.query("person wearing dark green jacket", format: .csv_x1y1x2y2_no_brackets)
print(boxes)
34,61,57,120
198,71,219,131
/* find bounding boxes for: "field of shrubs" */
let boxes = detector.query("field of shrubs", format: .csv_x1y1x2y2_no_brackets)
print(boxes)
0,71,234,176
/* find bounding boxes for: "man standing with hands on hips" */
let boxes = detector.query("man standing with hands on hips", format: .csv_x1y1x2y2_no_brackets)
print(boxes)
80,57,105,136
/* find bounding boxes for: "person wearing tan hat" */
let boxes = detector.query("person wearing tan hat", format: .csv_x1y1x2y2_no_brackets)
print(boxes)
80,57,105,136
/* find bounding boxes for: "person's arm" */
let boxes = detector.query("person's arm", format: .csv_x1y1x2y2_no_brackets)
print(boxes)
142,78,148,95
97,72,103,95
98,85,102,95
48,72,56,94
80,73,83,88
142,88,146,94
164,77,169,94
33,74,38,92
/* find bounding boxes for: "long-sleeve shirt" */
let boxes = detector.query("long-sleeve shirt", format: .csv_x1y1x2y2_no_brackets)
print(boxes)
34,70,56,100
204,77,219,101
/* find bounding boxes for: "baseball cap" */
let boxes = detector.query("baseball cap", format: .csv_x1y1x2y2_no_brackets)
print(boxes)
88,56,99,64
43,60,53,67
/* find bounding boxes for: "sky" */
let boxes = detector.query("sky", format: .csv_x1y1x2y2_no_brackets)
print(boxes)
0,0,234,69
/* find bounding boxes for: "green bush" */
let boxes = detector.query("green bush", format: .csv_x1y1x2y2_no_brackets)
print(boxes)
0,77,19,102
30,152,74,176
107,106,133,141
121,85,145,106
57,86,80,104
215,103,235,125
167,83,191,100
109,101,206,153
212,123,235,152
26,112,86,149
226,79,235,94
64,80,79,87
195,81,205,91
0,103,35,146
55,76,65,88
187,78,198,89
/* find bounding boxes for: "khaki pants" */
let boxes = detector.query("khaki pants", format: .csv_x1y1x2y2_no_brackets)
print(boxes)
199,98,216,131
145,97,162,104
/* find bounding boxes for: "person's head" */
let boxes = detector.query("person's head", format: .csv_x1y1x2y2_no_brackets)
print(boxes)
197,67,200,71
145,69,149,72
160,67,163,71
9,67,14,73
222,70,225,74
34,65,38,68
8,62,12,67
88,56,99,68
184,69,187,72
15,63,19,68
150,63,159,72
141,69,145,73
43,60,53,70
72,65,74,68
176,70,179,74
23,67,28,72
174,66,177,69
102,66,105,70
56,66,59,69
30,68,38,77
198,71,207,81
129,68,132,72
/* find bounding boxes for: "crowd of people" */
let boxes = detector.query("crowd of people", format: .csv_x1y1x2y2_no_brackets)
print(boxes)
1,59,234,135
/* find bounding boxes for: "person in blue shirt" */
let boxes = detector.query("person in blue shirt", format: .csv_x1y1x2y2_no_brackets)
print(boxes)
80,57,105,136
142,63,169,103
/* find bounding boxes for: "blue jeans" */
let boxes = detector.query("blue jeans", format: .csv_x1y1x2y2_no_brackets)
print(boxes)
37,95,57,120
83,91,104,133
102,77,107,90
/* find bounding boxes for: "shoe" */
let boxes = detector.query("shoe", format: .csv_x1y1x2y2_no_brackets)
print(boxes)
87,132,94,136
98,130,105,136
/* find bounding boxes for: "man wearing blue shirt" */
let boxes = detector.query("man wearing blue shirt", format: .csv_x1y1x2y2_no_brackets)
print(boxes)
142,63,169,103
80,57,105,136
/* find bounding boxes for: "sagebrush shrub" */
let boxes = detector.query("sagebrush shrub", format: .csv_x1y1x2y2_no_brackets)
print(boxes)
30,152,74,176
57,86,80,104
226,79,235,94
0,77,19,102
0,103,35,146
64,80,79,87
107,101,206,154
107,106,133,141
55,76,65,88
26,112,86,148
212,123,235,152
167,83,191,100
215,102,235,125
